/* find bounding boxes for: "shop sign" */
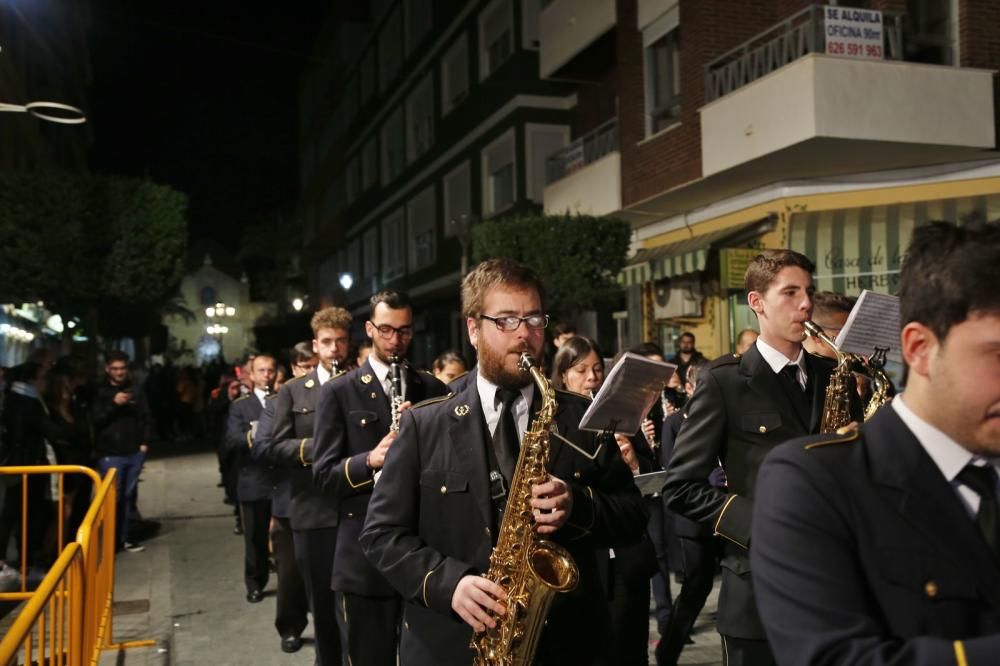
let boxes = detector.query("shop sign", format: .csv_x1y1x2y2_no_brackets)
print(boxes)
719,248,760,291
824,6,884,60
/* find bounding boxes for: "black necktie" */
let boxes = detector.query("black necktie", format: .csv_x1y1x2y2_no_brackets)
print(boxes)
957,463,1000,557
493,388,521,482
781,364,804,392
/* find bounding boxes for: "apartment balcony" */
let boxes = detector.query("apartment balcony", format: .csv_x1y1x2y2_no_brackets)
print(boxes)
539,0,616,81
543,118,621,215
700,4,996,179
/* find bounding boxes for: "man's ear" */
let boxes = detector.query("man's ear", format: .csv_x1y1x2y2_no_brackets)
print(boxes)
466,317,479,350
747,290,765,316
900,322,937,379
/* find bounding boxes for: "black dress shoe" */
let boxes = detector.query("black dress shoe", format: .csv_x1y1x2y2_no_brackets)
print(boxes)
246,589,263,603
280,635,303,653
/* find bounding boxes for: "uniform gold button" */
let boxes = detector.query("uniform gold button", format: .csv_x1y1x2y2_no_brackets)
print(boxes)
924,581,938,598
371,392,377,399
440,485,447,494
759,426,767,433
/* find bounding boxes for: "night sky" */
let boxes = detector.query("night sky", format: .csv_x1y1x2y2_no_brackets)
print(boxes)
88,1,330,252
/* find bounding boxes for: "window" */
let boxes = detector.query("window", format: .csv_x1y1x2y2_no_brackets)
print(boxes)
443,161,471,238
407,186,437,271
480,0,514,80
380,107,405,185
360,51,377,106
347,237,362,288
346,157,361,204
904,0,954,65
362,137,378,191
379,7,403,91
406,73,435,163
404,0,433,57
381,210,406,280
441,33,470,115
199,286,217,306
482,129,516,216
521,0,540,50
342,77,360,130
645,28,681,135
525,124,569,202
362,226,379,288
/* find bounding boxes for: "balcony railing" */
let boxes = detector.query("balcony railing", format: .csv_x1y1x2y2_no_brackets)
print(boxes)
545,118,618,185
704,4,903,103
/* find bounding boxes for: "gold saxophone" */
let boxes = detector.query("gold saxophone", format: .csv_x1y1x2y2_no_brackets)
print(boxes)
471,353,579,666
804,321,892,432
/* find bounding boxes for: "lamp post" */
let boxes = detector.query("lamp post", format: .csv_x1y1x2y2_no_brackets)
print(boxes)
205,302,236,360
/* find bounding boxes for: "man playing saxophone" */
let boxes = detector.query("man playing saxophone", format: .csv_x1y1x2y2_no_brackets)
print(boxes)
360,258,647,666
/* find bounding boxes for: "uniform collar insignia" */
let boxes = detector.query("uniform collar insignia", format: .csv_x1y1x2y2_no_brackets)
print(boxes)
454,404,470,417
305,379,315,388
361,373,373,384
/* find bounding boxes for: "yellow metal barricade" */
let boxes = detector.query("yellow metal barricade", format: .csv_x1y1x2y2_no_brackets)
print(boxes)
0,465,155,665
0,542,84,666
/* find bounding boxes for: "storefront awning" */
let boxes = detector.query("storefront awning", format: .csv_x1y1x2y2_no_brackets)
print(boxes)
619,216,775,287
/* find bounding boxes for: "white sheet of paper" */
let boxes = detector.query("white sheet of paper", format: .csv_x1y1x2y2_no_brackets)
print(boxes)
835,289,902,365
578,352,677,436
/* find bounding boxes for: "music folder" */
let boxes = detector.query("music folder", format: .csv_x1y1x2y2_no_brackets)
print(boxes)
835,289,902,365
578,352,677,436
633,470,669,497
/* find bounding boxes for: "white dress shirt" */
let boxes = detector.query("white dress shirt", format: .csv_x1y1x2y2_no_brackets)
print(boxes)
317,362,333,386
755,338,807,389
476,371,533,440
893,395,1000,516
253,387,268,408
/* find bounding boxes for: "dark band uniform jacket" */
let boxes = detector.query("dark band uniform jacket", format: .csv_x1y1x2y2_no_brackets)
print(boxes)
250,395,290,517
663,343,836,638
751,403,1000,665
258,370,338,530
358,379,649,666
311,359,449,596
226,394,272,503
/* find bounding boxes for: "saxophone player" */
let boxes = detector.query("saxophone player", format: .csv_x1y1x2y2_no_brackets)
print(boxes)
311,290,448,666
663,249,838,666
360,258,647,666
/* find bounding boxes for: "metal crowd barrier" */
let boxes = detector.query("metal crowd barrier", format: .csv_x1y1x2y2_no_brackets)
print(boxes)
0,465,155,665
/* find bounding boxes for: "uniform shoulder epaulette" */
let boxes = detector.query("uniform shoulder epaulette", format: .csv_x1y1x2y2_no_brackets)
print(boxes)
232,395,250,404
284,375,308,386
803,428,860,450
265,392,279,401
709,353,741,369
449,370,469,382
419,369,436,377
412,392,455,409
554,387,591,402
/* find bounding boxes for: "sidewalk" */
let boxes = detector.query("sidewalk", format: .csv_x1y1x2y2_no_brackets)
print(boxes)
101,448,722,665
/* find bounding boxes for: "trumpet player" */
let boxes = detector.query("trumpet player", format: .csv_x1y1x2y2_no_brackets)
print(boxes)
312,290,448,666
663,249,838,666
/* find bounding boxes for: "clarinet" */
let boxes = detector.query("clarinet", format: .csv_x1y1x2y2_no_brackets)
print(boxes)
389,355,404,432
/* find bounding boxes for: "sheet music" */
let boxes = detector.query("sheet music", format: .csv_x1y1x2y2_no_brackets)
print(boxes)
835,289,902,365
578,352,677,435
633,470,668,497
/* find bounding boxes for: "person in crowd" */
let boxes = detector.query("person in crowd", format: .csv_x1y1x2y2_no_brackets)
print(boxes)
273,364,289,393
226,354,276,603
432,350,467,385
175,366,200,441
552,321,577,349
734,328,759,355
751,222,1000,664
249,343,313,655
0,362,52,571
549,336,605,396
664,250,838,665
207,372,241,532
801,291,855,359
359,258,648,666
354,340,372,370
312,291,449,666
92,351,153,553
656,359,724,666
668,333,705,389
264,309,355,665
43,363,93,547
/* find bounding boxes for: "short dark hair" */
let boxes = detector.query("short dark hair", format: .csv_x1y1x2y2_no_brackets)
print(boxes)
553,321,577,337
812,291,856,317
686,359,709,386
291,341,316,365
370,290,411,315
629,341,664,358
462,258,545,320
9,362,44,384
550,336,602,391
679,332,695,343
899,220,1000,341
106,350,130,365
744,249,815,295
433,350,465,372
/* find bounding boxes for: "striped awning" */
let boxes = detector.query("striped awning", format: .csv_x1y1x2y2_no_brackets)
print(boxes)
619,218,774,287
789,193,1000,296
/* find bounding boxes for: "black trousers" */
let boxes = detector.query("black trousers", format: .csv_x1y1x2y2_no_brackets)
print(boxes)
607,557,653,666
646,500,675,630
656,536,721,666
270,516,308,638
239,499,271,593
336,591,400,666
293,527,342,666
721,635,776,666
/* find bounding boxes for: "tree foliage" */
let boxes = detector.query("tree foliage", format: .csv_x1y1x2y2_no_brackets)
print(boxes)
0,172,188,338
472,212,631,317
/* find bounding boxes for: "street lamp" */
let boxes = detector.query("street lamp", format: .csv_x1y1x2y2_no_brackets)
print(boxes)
339,273,354,291
291,297,304,312
205,302,237,360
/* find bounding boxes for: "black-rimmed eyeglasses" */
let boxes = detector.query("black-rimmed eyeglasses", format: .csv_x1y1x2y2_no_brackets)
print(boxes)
478,314,549,332
368,321,414,339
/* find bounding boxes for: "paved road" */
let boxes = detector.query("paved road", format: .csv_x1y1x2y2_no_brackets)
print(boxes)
100,449,723,665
